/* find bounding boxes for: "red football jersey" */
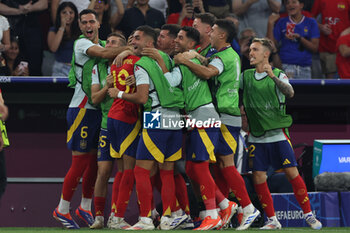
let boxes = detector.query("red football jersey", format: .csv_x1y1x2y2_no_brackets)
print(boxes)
108,55,140,123
311,0,350,53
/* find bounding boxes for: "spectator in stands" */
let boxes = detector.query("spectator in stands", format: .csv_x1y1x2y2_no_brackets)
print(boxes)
88,0,113,40
225,13,241,54
232,0,282,37
48,2,80,77
116,0,165,38
311,0,350,79
239,28,256,71
149,0,168,19
267,0,320,79
0,14,10,64
336,29,350,79
0,37,29,76
205,0,230,19
0,0,48,76
51,0,90,22
167,0,205,27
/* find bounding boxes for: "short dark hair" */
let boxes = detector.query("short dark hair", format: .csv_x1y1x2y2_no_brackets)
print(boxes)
214,19,236,43
161,24,181,39
135,25,158,46
195,12,217,27
79,9,99,21
107,32,127,46
181,26,200,46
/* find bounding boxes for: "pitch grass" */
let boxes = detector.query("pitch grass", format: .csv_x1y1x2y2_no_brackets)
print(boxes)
1,228,350,233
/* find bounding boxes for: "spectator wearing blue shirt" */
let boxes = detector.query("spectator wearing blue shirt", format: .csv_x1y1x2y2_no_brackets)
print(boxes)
267,0,319,79
47,2,80,76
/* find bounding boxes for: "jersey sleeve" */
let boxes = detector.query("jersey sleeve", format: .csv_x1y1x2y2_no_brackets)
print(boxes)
209,57,224,75
75,38,96,56
164,66,182,87
135,65,150,85
91,64,100,85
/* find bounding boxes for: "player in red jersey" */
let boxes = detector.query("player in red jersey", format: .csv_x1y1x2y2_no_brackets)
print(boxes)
105,53,141,229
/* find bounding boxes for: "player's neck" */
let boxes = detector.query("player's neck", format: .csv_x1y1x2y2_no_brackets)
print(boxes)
255,61,269,73
216,42,230,51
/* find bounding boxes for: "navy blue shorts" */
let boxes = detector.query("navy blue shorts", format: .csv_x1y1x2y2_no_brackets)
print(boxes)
97,128,114,162
136,129,182,163
66,108,101,152
249,140,297,171
107,118,141,158
215,124,240,156
186,128,219,162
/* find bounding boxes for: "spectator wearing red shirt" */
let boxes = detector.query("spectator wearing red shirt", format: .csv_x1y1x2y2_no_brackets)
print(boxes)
336,28,350,79
167,0,205,27
311,0,350,79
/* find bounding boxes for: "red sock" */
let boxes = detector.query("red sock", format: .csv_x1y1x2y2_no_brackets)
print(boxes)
115,169,135,217
290,175,312,214
160,169,175,216
134,166,152,217
212,164,229,197
215,185,226,206
221,166,251,207
62,154,90,201
82,153,97,198
94,196,106,216
175,174,190,215
151,171,162,193
186,161,216,210
111,171,123,213
254,182,275,218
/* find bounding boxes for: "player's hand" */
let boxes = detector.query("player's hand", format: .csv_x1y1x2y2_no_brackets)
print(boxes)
174,53,187,65
106,74,114,87
320,24,332,36
182,50,198,60
108,87,120,99
125,75,136,86
114,50,132,67
141,48,161,62
263,64,275,78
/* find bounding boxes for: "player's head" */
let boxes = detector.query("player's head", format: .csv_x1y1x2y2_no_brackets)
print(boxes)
136,0,149,7
210,19,236,46
157,24,181,55
79,9,100,42
132,25,157,56
249,38,274,65
106,32,126,48
193,13,216,43
175,26,200,53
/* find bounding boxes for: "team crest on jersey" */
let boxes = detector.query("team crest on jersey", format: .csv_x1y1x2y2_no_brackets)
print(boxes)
123,58,133,65
338,3,346,10
80,139,87,150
